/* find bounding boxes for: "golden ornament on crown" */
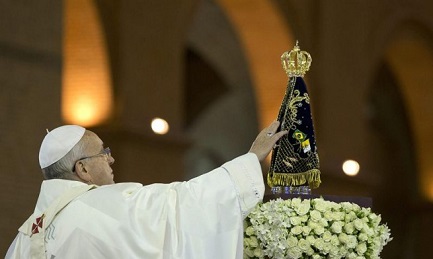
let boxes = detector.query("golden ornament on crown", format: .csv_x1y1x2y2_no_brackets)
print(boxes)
281,41,312,78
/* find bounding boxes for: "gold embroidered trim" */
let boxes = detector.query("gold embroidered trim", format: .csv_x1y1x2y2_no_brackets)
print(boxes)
267,169,321,189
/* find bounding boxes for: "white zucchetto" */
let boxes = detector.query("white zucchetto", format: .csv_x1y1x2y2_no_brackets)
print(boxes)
39,125,86,169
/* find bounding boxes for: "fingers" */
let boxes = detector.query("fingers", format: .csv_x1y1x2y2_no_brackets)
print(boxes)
271,129,288,141
267,121,280,135
263,121,287,143
264,120,280,137
249,121,288,161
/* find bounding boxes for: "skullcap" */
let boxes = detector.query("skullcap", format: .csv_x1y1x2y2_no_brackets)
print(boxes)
39,125,86,169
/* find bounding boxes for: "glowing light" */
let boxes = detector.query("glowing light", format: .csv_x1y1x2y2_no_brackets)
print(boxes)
62,0,113,127
151,118,170,135
342,160,360,176
429,185,433,201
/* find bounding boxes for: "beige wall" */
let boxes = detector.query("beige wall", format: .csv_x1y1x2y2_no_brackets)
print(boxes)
2,0,433,256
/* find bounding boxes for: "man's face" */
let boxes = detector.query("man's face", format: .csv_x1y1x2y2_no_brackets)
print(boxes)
81,132,115,185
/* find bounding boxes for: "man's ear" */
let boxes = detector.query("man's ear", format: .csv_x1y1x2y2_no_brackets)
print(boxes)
75,160,92,183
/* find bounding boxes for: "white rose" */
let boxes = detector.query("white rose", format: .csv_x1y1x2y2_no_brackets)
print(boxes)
345,211,357,222
245,226,255,236
253,247,264,258
313,198,327,212
291,198,302,208
323,242,332,253
346,235,358,249
344,202,360,212
244,248,254,257
306,235,316,245
360,207,371,216
328,244,340,257
295,200,311,215
300,214,309,223
302,225,312,236
330,235,340,246
291,226,303,235
362,225,374,237
333,211,345,221
370,214,381,225
368,212,378,221
314,238,325,251
338,233,348,244
356,242,367,255
331,221,343,234
287,247,302,259
308,221,318,229
322,231,332,242
333,202,342,210
344,222,355,234
324,210,333,220
290,216,302,226
249,236,259,248
306,247,315,256
310,210,322,222
287,235,298,248
358,233,368,242
353,219,364,230
320,218,329,227
372,239,382,249
298,238,311,251
244,237,251,247
314,225,325,235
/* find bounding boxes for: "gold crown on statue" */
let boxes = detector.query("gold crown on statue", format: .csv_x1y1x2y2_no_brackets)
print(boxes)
281,41,312,77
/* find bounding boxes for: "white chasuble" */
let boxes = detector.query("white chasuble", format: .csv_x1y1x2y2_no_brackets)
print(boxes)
6,153,264,259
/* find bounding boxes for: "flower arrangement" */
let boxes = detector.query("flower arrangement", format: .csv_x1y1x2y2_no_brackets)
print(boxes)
243,198,392,259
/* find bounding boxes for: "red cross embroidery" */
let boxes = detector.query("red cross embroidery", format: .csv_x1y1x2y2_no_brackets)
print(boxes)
31,215,44,234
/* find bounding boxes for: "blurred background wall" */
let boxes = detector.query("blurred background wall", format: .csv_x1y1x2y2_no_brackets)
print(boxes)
1,0,433,257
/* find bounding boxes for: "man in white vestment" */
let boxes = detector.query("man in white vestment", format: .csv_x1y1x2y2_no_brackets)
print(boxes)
6,121,287,259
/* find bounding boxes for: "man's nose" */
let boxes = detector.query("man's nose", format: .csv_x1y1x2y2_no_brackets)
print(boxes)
108,156,115,165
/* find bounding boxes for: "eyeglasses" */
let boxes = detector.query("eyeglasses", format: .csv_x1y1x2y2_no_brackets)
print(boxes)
72,147,111,172
80,147,111,161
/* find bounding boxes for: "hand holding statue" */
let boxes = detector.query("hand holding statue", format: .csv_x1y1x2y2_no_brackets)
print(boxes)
249,121,288,162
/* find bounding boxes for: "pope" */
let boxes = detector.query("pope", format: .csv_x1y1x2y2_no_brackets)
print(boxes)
6,121,287,259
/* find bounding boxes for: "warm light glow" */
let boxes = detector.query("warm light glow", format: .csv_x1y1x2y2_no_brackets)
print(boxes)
427,173,433,201
387,39,433,201
70,95,99,125
342,160,360,176
429,184,433,200
218,0,294,129
151,118,170,135
62,0,113,127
